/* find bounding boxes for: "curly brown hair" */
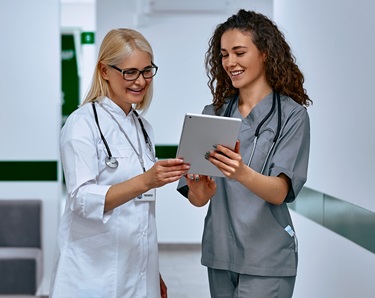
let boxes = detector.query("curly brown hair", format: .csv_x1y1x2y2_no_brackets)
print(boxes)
205,9,312,113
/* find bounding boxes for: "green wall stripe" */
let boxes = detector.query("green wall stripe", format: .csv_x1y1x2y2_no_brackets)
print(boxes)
289,187,375,254
0,145,178,182
155,145,177,159
0,161,58,181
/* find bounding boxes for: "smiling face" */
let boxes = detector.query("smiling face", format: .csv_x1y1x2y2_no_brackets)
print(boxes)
100,49,153,114
220,29,268,93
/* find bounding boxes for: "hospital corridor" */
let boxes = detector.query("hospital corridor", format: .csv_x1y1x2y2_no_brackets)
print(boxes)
1,0,374,297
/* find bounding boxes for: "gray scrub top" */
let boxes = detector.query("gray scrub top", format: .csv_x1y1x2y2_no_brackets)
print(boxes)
177,92,310,277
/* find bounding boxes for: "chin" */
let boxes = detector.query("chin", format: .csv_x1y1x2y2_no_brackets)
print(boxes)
231,80,243,89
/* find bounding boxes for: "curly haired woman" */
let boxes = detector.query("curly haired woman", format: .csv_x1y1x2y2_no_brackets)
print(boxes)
177,9,312,298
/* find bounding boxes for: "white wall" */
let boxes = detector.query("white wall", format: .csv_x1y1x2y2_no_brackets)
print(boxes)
274,0,375,213
0,0,61,295
274,1,375,297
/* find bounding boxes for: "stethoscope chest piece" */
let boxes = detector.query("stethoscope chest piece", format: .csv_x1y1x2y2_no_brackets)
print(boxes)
105,156,118,168
92,101,155,170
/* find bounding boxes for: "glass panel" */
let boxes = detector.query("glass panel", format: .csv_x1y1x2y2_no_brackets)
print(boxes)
324,195,375,253
289,187,324,225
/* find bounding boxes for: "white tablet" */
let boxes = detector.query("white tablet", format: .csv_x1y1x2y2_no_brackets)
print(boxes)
176,113,242,177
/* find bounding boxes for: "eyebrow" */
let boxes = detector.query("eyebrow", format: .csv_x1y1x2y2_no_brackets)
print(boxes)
123,64,153,71
221,45,248,52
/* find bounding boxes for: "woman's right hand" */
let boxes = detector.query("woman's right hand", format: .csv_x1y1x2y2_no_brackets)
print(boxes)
186,174,216,207
105,158,189,212
143,158,190,189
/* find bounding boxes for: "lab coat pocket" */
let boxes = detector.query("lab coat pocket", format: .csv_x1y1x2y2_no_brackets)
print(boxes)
110,147,133,158
98,146,133,164
99,147,134,182
68,230,115,254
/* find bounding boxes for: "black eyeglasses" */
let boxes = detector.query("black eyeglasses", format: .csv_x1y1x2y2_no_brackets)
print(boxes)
109,62,158,81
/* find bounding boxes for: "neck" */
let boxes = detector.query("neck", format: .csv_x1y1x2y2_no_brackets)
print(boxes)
238,86,272,117
120,103,132,115
109,97,132,115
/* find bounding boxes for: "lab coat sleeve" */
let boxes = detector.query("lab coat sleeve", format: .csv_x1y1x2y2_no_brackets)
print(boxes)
269,106,310,203
60,110,113,223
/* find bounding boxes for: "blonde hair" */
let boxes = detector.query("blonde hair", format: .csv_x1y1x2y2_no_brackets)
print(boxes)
82,28,155,113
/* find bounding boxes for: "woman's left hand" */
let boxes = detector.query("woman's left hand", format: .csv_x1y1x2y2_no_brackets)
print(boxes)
206,140,247,180
160,273,167,298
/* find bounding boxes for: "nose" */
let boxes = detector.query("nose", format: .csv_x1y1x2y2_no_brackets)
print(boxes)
134,74,147,84
225,54,237,67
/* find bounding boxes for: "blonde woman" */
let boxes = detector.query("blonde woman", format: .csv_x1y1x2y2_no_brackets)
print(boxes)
50,28,189,298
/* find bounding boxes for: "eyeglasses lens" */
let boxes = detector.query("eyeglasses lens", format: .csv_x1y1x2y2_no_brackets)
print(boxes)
124,67,157,81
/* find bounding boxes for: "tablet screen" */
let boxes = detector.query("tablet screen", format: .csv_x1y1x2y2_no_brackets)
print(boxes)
176,113,242,177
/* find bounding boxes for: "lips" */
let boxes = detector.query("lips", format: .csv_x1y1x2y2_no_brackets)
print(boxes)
230,70,244,77
128,87,143,93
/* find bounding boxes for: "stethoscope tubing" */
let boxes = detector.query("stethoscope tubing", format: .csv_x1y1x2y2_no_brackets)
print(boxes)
91,101,155,169
224,90,282,174
92,102,119,168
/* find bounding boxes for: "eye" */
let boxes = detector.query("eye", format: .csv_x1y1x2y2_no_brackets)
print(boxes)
221,53,229,58
143,68,153,75
124,69,138,75
236,52,245,56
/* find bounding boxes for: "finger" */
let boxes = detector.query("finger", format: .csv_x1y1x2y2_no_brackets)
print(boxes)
163,170,190,179
234,139,241,154
209,157,233,174
153,163,189,176
216,145,233,158
187,173,201,181
158,158,185,166
167,164,190,172
210,150,230,164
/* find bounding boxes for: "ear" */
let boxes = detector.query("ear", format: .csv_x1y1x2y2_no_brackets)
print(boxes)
99,62,110,80
261,52,267,62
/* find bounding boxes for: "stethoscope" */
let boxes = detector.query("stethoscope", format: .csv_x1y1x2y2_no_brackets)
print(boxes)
91,101,155,169
223,90,282,174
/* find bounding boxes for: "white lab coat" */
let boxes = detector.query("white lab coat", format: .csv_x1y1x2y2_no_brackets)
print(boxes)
50,97,160,298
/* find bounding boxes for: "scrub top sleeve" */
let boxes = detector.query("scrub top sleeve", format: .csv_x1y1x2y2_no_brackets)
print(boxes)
60,112,113,223
270,107,310,203
202,104,215,115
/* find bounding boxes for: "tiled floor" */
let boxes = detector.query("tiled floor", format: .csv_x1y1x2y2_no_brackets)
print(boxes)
159,244,211,298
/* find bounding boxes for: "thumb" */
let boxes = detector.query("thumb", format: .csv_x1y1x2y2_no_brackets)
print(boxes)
234,140,241,154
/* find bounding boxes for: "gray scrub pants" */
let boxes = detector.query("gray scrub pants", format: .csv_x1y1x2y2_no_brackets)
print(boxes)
207,268,296,298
